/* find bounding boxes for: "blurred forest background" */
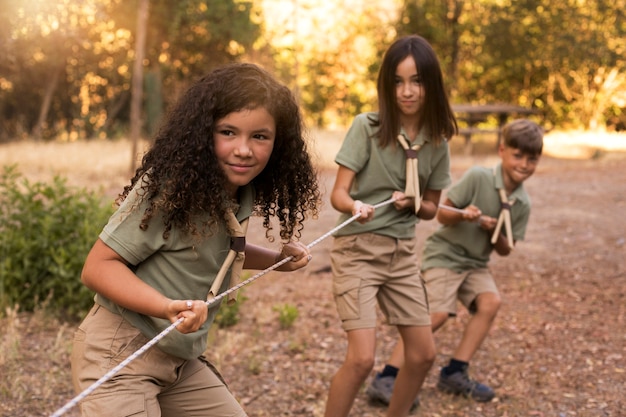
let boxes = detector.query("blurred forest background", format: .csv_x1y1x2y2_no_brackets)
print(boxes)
2,3,625,415
1,0,626,145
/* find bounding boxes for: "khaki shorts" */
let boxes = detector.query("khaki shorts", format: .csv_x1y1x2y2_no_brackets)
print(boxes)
70,304,247,417
423,267,499,315
331,233,430,331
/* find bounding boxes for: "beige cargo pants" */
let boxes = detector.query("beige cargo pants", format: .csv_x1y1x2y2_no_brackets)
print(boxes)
71,303,247,417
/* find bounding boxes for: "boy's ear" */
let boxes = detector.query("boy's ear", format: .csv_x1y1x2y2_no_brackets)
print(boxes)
497,142,506,156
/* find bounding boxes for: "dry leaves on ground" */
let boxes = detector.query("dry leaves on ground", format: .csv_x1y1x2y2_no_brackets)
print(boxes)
1,155,625,417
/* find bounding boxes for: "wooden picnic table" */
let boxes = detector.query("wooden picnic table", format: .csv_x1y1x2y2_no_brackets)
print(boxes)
452,103,540,153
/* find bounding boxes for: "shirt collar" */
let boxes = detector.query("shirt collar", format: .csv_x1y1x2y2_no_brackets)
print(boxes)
493,163,525,198
232,184,255,221
399,127,429,147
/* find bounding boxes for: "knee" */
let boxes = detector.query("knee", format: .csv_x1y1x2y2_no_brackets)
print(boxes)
406,354,435,375
476,292,501,317
422,348,436,367
346,354,375,379
405,344,436,370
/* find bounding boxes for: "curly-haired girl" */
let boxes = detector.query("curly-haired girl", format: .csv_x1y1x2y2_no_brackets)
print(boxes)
70,63,320,417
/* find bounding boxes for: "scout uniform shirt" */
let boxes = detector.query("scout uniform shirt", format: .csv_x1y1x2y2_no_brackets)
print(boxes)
95,182,254,360
333,112,451,239
421,163,531,272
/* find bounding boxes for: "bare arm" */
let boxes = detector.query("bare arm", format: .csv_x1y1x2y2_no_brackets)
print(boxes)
437,198,483,225
243,242,311,272
416,188,442,220
491,229,514,256
436,198,513,256
81,239,207,333
330,165,375,223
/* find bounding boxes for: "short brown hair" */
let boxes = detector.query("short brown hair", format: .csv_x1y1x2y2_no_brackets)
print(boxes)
502,119,543,156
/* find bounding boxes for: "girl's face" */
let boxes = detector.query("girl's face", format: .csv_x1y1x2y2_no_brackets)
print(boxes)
395,56,425,119
214,107,276,198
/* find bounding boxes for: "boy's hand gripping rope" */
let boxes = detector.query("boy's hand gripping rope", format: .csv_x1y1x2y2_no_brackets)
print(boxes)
438,203,488,226
49,196,396,417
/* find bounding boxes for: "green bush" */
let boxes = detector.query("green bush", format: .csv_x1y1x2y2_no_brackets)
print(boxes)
0,165,114,320
273,303,299,329
214,289,247,328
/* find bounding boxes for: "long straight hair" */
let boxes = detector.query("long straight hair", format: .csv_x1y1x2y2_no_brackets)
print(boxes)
373,35,457,148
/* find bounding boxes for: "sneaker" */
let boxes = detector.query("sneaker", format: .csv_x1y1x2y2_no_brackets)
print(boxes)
437,369,495,402
366,374,420,409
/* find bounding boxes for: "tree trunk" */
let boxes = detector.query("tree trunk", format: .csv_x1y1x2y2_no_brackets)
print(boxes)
102,90,130,132
31,63,63,140
446,0,463,98
129,0,149,174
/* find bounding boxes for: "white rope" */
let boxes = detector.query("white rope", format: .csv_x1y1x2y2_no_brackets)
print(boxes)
438,203,487,225
438,203,468,215
50,196,396,417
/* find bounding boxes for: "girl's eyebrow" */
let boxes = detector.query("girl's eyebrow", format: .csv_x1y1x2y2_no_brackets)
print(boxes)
215,123,275,135
395,73,420,79
251,127,276,137
215,122,235,129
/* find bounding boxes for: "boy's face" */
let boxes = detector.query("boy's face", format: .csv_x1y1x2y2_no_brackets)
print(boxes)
498,143,541,189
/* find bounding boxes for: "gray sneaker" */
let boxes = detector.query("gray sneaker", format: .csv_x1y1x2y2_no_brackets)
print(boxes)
437,369,495,402
365,374,420,409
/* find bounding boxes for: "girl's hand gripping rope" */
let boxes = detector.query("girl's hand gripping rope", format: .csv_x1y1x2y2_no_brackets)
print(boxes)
390,190,415,212
169,299,208,334
274,241,312,271
352,200,375,223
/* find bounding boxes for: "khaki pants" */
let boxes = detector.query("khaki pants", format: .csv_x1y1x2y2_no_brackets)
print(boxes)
331,233,430,331
423,267,499,315
71,304,246,417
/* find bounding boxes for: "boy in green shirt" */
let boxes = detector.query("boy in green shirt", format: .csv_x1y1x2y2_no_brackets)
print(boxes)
368,119,543,404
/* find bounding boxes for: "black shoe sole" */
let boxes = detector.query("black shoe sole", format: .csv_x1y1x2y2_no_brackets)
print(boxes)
437,384,495,402
366,394,390,407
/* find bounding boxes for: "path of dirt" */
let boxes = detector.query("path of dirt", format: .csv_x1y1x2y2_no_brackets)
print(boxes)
225,155,626,417
2,154,625,417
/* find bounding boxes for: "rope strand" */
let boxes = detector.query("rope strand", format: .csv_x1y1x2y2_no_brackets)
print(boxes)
50,196,396,417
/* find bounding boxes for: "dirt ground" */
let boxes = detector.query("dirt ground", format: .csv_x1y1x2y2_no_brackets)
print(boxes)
2,152,625,417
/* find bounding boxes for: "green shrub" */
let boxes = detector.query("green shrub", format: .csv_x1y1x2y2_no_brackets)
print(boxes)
273,303,299,329
214,289,247,328
0,165,114,320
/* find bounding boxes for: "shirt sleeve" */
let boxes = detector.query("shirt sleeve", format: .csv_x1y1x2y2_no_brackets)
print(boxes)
335,113,372,173
423,140,451,191
99,187,169,266
512,203,530,241
446,166,481,208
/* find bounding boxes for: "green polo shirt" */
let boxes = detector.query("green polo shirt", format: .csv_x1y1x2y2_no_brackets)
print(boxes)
333,112,451,239
95,183,254,360
421,163,531,272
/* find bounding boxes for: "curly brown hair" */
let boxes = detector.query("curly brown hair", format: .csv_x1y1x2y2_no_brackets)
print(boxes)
118,63,320,242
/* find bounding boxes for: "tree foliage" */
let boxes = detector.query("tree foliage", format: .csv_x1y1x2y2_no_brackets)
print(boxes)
0,0,625,141
0,0,261,142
